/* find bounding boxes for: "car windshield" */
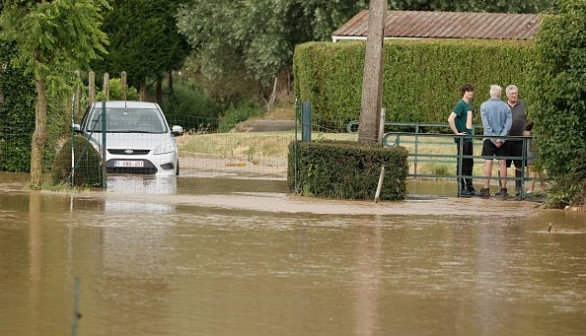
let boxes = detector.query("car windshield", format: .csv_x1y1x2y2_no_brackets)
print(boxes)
86,107,167,133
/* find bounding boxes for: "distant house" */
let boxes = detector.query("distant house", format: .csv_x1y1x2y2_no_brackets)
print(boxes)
332,10,542,42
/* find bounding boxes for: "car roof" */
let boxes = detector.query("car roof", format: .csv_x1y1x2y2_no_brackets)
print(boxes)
91,101,160,109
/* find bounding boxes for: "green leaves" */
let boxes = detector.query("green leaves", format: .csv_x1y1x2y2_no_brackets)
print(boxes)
294,39,536,128
176,1,369,86
533,0,586,183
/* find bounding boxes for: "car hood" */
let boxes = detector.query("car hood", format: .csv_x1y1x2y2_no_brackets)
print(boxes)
88,132,176,150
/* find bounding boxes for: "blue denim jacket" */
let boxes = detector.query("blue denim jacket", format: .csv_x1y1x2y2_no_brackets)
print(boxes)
480,98,512,143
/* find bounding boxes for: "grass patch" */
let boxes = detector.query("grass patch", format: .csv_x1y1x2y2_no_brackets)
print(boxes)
177,131,357,159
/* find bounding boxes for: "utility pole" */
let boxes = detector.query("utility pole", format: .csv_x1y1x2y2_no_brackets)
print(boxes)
358,0,387,144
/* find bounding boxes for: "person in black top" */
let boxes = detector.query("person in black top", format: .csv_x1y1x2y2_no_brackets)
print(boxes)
500,85,529,197
448,83,477,196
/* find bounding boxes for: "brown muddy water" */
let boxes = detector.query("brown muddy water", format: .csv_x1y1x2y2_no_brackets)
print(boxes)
1,172,586,336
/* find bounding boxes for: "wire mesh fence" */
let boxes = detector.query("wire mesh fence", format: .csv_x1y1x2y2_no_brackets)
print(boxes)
0,111,547,198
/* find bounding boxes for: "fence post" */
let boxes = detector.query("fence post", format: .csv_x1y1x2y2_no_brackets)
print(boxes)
121,71,127,101
301,101,312,142
378,108,386,144
101,101,107,188
88,71,95,105
103,73,110,101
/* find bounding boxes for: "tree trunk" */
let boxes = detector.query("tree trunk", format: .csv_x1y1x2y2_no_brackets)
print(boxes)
358,0,387,144
139,80,147,101
168,71,174,95
30,78,48,188
156,77,163,105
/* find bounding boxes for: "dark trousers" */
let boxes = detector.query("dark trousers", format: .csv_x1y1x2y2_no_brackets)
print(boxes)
456,140,474,191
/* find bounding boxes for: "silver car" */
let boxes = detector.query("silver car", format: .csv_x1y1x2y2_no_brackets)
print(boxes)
75,101,183,176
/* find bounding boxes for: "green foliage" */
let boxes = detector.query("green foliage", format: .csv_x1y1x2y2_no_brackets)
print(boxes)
160,80,221,119
533,0,586,188
160,79,222,132
544,177,585,208
288,140,408,200
1,0,110,184
0,42,36,172
51,135,102,187
176,0,369,86
217,103,263,133
96,78,139,101
294,39,536,127
1,0,109,84
94,0,190,88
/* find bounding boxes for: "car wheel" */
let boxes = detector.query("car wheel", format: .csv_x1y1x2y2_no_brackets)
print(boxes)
176,160,180,176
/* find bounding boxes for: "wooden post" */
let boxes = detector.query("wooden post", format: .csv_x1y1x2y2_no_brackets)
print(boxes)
74,71,81,119
374,165,385,203
121,71,127,101
103,73,110,101
88,71,95,105
358,0,387,144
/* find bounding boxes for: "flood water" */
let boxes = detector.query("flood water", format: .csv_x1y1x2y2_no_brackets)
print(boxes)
1,173,586,336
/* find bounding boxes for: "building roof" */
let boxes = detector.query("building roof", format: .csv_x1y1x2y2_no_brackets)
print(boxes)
332,10,542,42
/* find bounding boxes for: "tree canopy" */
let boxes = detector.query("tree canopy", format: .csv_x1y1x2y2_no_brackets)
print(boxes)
92,0,190,90
176,0,369,85
176,0,556,101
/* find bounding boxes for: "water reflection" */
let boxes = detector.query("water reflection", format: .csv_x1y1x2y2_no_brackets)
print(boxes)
105,175,177,212
1,180,586,336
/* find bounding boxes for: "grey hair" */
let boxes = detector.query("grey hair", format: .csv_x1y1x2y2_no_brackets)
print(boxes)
505,85,518,94
489,85,502,97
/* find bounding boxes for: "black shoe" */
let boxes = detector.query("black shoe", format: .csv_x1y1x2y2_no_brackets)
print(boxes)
479,188,490,197
467,189,479,196
497,188,509,198
460,189,472,196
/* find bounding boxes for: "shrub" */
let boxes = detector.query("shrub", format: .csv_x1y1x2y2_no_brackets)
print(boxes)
51,135,103,187
288,140,408,200
532,0,586,207
96,78,140,101
218,103,263,132
162,80,222,133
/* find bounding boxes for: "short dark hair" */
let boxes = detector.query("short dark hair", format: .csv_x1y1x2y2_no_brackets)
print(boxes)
461,83,474,96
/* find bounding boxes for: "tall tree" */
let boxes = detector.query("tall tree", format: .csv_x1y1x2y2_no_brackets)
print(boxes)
93,0,190,102
0,0,109,187
176,0,369,90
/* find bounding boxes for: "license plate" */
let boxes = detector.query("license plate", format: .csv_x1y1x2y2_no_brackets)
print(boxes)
114,160,144,167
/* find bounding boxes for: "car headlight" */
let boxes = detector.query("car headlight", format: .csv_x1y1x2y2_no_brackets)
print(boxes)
154,144,176,155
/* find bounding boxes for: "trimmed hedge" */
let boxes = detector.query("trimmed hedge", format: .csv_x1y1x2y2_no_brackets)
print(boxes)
293,39,536,127
288,140,408,200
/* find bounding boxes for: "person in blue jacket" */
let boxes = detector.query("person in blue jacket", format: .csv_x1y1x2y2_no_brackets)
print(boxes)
479,85,512,197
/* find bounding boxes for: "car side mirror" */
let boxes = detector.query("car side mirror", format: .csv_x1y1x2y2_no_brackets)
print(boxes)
73,123,81,133
171,125,184,136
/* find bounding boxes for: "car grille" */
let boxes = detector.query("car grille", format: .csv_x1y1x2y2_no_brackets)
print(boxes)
106,160,158,175
108,149,150,155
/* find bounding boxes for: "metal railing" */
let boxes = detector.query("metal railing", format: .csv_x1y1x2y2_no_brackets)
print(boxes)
348,121,537,198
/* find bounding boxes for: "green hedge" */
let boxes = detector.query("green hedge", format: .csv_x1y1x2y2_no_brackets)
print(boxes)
288,140,408,200
294,39,536,127
0,42,36,172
